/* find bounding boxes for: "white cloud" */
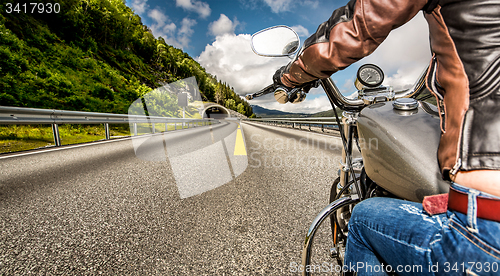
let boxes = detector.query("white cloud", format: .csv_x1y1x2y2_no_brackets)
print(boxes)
196,33,333,114
291,25,309,38
361,14,431,91
262,0,292,13
148,8,176,43
147,9,196,49
148,8,167,25
208,14,239,37
177,18,197,48
179,18,196,36
261,0,318,14
176,0,211,18
130,0,148,15
302,0,319,9
197,34,288,95
238,0,259,10
163,23,177,35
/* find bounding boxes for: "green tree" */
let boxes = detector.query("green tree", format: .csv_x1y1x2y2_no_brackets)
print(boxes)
0,0,254,117
237,103,245,114
225,99,236,110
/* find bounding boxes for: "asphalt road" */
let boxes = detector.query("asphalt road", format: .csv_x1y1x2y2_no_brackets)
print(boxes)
0,121,347,275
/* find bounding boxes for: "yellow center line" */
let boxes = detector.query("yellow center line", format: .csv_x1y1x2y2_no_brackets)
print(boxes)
234,124,247,156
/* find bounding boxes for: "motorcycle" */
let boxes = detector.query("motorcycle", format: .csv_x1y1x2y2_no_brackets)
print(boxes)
247,26,450,275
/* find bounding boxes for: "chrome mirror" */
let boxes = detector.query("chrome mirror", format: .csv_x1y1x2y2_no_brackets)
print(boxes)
251,26,300,57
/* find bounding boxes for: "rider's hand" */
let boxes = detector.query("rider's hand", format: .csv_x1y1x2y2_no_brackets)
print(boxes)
272,66,293,91
273,65,320,94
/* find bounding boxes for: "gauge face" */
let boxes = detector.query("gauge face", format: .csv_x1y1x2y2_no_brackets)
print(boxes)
356,64,384,88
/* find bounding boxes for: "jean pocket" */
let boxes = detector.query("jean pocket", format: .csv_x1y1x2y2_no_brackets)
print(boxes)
450,219,500,259
447,219,500,275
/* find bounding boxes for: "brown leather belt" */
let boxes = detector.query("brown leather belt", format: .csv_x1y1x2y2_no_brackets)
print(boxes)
448,188,500,222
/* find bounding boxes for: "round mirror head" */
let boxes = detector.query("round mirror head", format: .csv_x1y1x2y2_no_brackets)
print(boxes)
251,26,300,57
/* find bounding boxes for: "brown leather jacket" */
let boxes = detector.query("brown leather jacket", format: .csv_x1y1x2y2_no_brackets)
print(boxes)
282,0,500,179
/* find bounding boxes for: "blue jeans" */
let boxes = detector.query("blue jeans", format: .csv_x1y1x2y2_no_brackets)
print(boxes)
344,183,500,275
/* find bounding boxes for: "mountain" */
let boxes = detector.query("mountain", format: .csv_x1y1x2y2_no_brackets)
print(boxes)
0,0,253,117
251,105,344,118
308,108,343,117
251,105,309,118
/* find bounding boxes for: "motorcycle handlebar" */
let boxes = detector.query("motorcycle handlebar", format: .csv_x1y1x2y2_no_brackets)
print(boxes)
319,78,365,110
246,65,428,110
319,65,428,111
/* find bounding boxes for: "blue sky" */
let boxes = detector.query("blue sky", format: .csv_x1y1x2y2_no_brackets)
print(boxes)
125,0,432,113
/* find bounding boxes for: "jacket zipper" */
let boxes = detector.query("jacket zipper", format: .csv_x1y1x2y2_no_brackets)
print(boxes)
450,158,462,177
437,99,445,131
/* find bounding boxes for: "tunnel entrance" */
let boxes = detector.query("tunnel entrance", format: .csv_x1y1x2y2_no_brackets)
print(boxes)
203,105,230,119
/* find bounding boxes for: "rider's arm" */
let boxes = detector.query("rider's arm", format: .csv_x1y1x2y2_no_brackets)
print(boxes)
281,0,429,87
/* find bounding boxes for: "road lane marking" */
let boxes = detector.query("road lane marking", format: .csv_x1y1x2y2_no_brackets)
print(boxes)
233,124,247,156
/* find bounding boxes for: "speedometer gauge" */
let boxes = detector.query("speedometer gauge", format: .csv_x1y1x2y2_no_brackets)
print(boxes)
355,64,384,90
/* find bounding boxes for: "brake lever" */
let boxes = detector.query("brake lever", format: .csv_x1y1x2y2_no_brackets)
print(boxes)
245,84,275,100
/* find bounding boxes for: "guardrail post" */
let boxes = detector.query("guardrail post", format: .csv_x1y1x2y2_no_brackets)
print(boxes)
165,123,168,132
309,124,312,131
322,124,324,132
105,123,110,140
152,123,155,134
52,124,61,147
134,123,138,136
175,123,177,130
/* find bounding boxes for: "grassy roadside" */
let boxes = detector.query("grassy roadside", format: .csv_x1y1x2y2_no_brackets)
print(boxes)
0,121,211,154
0,124,130,154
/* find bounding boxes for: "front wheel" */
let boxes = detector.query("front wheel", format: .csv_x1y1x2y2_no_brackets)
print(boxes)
302,195,359,276
328,177,358,267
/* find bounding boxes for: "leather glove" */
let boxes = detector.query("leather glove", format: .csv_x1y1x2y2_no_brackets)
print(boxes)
273,65,320,94
272,66,292,91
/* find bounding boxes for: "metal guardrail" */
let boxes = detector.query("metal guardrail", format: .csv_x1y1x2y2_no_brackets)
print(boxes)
245,117,339,132
0,106,218,147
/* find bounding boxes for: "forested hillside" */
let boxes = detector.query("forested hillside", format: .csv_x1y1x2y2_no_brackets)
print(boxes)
0,0,253,117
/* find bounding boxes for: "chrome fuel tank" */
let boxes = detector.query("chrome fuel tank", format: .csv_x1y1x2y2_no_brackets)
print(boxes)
357,101,450,202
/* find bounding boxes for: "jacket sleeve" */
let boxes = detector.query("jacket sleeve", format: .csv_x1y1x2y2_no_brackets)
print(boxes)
281,0,429,87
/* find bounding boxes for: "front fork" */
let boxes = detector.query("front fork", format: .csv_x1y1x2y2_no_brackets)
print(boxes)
340,111,360,192
301,111,362,276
